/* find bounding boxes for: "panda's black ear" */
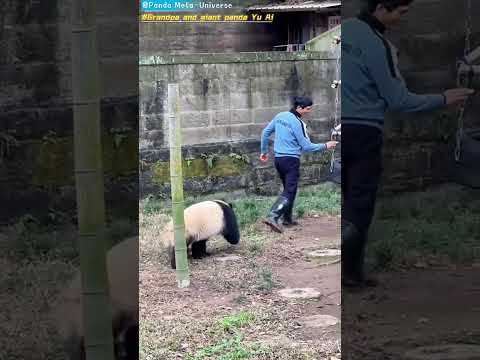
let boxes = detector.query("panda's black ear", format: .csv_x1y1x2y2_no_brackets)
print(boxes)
228,202,234,208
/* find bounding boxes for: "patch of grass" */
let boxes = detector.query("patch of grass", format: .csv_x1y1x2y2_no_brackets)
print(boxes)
232,199,270,229
234,184,340,229
2,215,136,262
105,217,137,247
140,183,341,230
185,332,269,360
218,311,255,332
255,266,279,292
140,312,269,360
141,194,167,215
245,232,266,256
140,300,338,360
294,183,341,217
1,216,76,262
369,184,480,269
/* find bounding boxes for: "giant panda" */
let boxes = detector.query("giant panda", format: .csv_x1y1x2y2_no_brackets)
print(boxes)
161,200,240,269
54,236,139,360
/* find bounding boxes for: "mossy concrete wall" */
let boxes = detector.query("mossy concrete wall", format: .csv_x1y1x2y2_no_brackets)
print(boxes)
343,0,480,193
0,0,138,222
140,140,333,198
139,51,340,198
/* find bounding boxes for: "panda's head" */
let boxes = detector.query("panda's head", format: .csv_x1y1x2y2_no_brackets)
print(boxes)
214,198,234,209
212,199,240,245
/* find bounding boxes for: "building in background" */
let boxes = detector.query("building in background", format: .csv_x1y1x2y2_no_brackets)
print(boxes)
140,1,341,55
246,1,341,51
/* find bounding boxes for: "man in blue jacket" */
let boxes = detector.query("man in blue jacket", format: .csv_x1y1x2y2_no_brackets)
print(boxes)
342,0,474,288
260,96,338,233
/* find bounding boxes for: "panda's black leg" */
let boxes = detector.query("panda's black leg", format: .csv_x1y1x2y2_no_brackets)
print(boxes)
124,324,139,360
192,240,208,259
169,246,176,269
201,240,210,256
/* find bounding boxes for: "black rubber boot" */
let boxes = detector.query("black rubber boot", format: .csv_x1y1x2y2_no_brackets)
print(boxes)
341,219,362,287
341,219,377,288
264,196,290,233
282,203,299,227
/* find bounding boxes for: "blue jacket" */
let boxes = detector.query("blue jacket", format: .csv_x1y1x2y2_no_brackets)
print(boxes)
260,110,327,158
342,12,446,130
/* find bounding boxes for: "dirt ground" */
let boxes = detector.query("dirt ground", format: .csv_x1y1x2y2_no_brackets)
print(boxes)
342,267,480,359
140,215,341,359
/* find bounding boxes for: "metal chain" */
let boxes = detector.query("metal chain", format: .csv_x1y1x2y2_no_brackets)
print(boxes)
454,0,472,162
465,0,472,57
330,36,341,173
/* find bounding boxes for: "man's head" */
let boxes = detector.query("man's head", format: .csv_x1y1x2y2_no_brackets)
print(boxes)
365,0,413,27
293,96,313,117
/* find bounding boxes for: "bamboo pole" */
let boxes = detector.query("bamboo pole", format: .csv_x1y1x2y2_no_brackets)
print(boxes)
71,0,115,359
168,84,190,288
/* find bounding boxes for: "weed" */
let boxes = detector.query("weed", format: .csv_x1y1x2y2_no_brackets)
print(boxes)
256,267,278,292
218,312,255,332
185,332,269,360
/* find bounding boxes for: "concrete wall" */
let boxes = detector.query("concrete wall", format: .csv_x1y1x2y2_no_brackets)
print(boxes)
139,51,340,198
140,139,333,198
0,0,139,222
140,52,337,148
343,0,480,193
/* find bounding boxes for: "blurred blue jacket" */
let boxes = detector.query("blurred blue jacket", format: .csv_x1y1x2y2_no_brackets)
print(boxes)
260,110,327,158
342,12,446,130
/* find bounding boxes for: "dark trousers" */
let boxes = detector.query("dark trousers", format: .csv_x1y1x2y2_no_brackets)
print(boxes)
342,124,383,233
274,156,300,204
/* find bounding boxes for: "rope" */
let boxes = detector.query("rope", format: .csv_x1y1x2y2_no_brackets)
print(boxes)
330,35,341,173
455,0,472,162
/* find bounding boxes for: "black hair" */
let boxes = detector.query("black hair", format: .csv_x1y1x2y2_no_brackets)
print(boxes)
365,0,414,12
293,96,313,109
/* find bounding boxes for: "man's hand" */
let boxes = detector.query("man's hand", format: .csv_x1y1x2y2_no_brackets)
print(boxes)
444,88,475,105
326,141,339,150
259,153,269,162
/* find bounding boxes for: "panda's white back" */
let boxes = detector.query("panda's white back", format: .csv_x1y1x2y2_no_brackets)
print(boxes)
106,236,139,312
54,237,139,336
184,201,224,241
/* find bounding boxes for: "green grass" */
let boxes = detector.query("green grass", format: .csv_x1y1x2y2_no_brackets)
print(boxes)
233,183,340,229
368,184,480,269
217,311,255,332
1,215,136,262
185,333,269,360
141,183,341,230
140,311,268,360
141,194,168,215
185,312,268,360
